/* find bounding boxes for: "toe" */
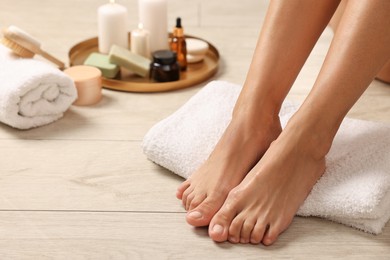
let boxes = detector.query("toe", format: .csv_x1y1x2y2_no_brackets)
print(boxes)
188,193,207,211
250,221,268,244
176,180,191,200
262,225,280,246
185,193,195,211
262,218,292,246
209,204,237,242
209,223,227,243
228,216,244,244
181,186,194,209
240,219,256,244
186,195,224,227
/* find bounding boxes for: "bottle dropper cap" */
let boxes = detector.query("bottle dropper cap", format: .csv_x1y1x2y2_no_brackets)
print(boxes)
176,17,182,28
173,17,184,37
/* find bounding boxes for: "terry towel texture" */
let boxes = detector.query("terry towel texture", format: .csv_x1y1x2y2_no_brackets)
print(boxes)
0,45,77,129
143,80,390,234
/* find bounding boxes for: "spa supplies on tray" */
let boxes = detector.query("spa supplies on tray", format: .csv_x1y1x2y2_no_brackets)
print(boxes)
0,45,77,130
68,35,219,92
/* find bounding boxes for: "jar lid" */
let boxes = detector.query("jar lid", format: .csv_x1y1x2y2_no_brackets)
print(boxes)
152,50,177,65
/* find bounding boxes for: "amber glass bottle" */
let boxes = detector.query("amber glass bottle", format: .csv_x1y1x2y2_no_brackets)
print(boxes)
170,17,187,71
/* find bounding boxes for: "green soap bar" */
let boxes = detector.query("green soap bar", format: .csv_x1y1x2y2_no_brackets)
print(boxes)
84,52,120,79
109,45,150,78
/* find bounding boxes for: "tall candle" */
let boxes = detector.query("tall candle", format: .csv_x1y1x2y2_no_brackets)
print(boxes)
98,0,128,54
131,23,150,58
138,0,168,53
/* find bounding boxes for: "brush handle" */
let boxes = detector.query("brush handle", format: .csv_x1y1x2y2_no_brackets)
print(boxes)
38,49,65,70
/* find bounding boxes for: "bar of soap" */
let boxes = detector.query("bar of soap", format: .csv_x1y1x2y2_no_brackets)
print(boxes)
186,38,209,63
109,45,151,77
83,52,119,79
186,38,209,56
187,53,205,63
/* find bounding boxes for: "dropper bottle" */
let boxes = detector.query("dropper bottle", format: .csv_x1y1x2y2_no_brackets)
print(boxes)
170,17,187,71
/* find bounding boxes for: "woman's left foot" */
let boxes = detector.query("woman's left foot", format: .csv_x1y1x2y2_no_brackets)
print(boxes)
208,118,330,245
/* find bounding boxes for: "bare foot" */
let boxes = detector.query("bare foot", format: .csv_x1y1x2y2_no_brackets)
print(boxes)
208,119,330,245
176,112,282,227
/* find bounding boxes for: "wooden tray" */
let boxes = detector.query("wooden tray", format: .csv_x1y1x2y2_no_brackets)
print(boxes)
68,34,219,93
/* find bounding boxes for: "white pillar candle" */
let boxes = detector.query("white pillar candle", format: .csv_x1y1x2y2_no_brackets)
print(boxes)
138,0,168,53
131,23,150,58
98,0,128,54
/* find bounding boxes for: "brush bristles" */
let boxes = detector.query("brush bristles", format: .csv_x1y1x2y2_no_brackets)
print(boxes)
1,37,35,58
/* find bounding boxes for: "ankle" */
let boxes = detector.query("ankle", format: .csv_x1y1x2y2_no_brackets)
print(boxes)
230,109,281,144
232,97,281,129
233,89,282,121
284,113,338,160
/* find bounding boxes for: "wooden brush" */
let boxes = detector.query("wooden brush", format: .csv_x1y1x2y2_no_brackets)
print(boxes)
1,26,65,69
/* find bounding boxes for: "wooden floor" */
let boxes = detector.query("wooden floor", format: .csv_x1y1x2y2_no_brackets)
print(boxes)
1,0,390,258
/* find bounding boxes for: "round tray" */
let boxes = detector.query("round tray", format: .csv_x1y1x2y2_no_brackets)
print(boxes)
68,34,219,93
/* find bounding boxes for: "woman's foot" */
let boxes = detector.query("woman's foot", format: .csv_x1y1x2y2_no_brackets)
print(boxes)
176,110,282,227
208,115,331,245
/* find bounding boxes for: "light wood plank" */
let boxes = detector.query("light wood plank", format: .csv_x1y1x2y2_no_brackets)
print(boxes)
0,212,389,259
0,140,183,212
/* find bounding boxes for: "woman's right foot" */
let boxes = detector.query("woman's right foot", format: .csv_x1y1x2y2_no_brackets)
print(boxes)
176,110,282,227
208,117,328,245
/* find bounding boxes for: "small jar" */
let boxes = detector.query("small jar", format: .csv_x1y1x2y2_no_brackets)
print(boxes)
150,50,180,82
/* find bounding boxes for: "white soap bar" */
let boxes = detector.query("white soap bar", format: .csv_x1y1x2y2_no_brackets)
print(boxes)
187,53,205,63
186,38,209,56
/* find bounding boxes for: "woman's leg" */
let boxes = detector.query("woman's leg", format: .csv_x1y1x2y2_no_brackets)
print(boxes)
376,58,390,84
208,0,390,245
328,0,346,32
177,0,341,227
329,0,390,83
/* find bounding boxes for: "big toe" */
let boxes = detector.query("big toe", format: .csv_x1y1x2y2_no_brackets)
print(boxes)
262,224,284,246
208,207,236,242
186,196,224,227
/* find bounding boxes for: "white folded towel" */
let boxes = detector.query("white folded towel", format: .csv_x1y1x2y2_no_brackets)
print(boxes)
0,45,77,129
143,80,390,234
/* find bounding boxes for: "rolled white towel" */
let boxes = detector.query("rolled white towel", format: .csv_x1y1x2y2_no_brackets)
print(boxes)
0,45,77,129
142,80,390,234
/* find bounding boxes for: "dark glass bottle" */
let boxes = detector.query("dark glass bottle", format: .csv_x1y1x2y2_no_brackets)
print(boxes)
150,50,180,82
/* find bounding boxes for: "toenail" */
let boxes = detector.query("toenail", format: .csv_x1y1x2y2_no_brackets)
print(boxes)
229,236,238,243
188,211,202,219
212,224,224,234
